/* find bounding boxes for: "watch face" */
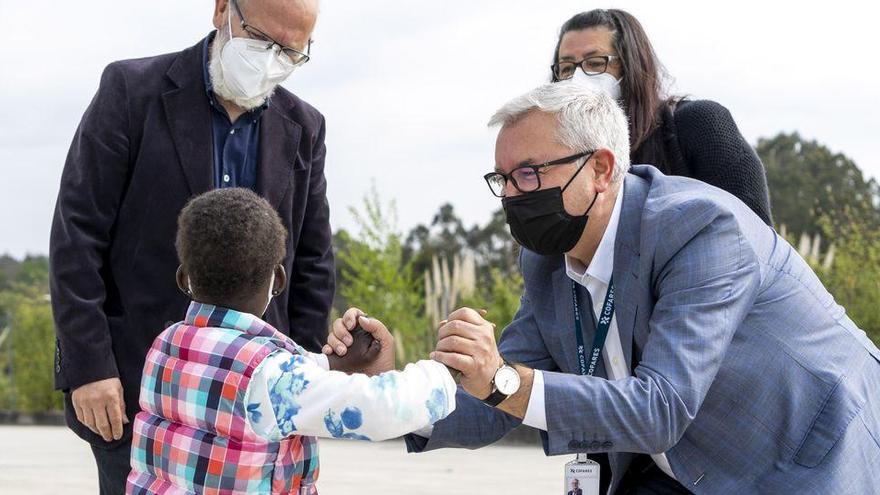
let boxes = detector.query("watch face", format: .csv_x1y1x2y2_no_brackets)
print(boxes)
495,365,521,395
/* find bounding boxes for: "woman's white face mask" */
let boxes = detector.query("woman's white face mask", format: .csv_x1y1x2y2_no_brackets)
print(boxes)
570,69,622,101
209,6,296,109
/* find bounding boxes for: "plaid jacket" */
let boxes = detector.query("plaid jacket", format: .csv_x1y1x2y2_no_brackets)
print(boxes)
127,303,319,494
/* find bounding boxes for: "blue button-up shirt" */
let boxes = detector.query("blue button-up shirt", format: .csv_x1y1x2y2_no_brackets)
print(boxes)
202,32,266,190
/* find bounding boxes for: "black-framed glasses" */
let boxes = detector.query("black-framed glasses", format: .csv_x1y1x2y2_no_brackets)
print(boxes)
483,150,594,198
230,0,312,66
551,55,619,81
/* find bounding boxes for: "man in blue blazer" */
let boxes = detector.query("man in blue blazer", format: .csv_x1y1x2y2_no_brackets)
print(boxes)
50,1,332,492
329,83,880,493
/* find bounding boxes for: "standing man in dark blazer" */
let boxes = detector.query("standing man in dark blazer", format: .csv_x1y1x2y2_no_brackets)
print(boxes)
49,0,332,492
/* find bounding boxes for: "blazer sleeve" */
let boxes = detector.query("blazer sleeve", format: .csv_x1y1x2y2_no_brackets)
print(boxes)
541,204,762,455
286,114,335,352
405,255,560,453
50,62,132,391
675,100,773,226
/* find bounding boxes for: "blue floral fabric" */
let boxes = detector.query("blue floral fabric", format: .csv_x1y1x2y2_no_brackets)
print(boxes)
244,350,457,442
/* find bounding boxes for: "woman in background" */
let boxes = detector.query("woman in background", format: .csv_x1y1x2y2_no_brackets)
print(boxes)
551,9,773,225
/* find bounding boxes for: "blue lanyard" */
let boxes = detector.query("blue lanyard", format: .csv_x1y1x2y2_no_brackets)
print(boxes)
571,278,615,376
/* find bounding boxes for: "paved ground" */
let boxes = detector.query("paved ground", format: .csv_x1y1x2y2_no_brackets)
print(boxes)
0,426,564,494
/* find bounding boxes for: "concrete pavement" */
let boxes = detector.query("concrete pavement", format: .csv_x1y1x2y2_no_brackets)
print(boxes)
0,426,564,494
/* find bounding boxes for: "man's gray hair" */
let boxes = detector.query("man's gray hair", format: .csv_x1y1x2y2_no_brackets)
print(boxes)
488,82,631,183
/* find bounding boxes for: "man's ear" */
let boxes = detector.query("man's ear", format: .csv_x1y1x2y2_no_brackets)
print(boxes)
176,265,190,296
272,264,288,296
212,0,229,30
591,148,617,193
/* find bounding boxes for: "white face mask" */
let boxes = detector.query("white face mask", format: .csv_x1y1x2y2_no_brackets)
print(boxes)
213,6,296,106
570,69,622,101
262,274,275,317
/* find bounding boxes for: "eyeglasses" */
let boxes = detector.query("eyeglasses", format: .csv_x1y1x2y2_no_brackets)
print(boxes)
551,55,619,81
230,0,312,67
483,150,594,198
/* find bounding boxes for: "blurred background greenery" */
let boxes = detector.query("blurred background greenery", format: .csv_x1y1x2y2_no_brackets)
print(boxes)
2,131,878,414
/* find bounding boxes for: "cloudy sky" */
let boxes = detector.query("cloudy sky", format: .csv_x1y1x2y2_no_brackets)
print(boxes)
1,0,878,258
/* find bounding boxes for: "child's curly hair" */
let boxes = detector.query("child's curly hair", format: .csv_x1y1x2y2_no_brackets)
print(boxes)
175,188,287,302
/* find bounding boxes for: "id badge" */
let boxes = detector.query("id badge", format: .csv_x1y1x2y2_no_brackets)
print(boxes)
564,454,600,495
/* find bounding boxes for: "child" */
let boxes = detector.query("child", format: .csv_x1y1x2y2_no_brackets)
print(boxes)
126,188,456,494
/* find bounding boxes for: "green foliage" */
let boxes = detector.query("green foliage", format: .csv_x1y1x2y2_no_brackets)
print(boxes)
459,268,524,342
336,186,430,365
813,211,880,344
0,256,63,413
1,296,62,413
404,205,520,287
759,132,880,237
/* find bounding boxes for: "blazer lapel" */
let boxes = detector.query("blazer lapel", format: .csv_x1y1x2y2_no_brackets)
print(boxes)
611,174,650,371
162,40,213,197
257,103,303,210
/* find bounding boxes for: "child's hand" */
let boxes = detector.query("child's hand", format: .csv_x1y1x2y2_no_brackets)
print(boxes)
325,308,396,375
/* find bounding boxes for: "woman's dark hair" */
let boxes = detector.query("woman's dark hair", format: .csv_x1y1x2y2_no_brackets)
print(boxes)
552,9,667,155
175,188,287,302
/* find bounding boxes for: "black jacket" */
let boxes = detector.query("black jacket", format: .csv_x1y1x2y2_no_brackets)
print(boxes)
632,99,773,225
49,38,335,446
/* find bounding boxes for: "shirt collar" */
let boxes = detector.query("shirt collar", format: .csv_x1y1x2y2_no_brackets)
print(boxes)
183,301,306,354
565,181,625,286
184,301,267,332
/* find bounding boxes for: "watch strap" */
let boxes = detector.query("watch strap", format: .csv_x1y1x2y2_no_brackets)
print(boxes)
481,387,509,407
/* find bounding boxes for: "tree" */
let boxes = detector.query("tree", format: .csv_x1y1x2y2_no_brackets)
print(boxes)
0,255,59,413
403,203,469,282
337,186,429,365
759,132,880,237
404,205,520,287
0,288,63,413
812,210,880,345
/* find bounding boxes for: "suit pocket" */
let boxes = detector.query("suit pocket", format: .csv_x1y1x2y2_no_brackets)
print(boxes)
793,370,865,467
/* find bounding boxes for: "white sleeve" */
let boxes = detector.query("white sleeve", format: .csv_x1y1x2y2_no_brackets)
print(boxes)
304,351,330,371
521,369,547,431
245,350,457,442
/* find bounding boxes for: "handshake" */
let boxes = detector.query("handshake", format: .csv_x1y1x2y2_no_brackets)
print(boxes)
322,307,505,400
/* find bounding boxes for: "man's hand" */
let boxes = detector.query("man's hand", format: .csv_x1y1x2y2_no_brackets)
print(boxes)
431,307,501,399
70,377,129,442
323,307,395,375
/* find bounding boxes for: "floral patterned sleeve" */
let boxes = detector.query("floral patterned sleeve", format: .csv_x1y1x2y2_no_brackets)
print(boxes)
245,350,457,442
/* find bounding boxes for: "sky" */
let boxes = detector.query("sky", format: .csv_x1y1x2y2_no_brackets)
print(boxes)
1,0,879,258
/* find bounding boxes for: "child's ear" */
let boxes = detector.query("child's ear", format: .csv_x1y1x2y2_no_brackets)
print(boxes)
175,265,190,296
272,264,288,296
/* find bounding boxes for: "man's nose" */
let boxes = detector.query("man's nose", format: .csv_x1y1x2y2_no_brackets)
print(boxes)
503,180,521,198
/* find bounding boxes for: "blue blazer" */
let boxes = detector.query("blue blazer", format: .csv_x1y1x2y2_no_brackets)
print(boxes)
407,166,880,494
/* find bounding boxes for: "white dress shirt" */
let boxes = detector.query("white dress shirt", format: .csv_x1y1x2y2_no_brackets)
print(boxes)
521,183,677,480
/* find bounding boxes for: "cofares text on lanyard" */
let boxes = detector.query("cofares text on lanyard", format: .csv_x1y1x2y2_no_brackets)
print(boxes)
570,278,615,376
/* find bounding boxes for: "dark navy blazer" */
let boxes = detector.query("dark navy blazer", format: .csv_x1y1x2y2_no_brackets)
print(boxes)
50,37,335,446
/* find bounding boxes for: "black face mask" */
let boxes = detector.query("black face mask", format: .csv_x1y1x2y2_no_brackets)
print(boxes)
502,159,598,256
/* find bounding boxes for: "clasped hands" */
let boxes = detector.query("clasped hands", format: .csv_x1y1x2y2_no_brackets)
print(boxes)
323,307,503,400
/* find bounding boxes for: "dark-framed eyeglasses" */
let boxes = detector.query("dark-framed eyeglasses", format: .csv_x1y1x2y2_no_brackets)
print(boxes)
551,55,619,81
483,150,594,198
230,0,312,66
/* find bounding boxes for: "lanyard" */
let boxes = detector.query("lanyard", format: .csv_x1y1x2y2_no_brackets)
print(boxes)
571,277,615,376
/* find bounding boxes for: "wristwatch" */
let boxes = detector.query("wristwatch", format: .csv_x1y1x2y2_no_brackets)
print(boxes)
481,359,521,407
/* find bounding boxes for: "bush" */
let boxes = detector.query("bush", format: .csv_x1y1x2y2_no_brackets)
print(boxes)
814,211,880,345
459,268,524,342
336,186,430,365
0,289,63,413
